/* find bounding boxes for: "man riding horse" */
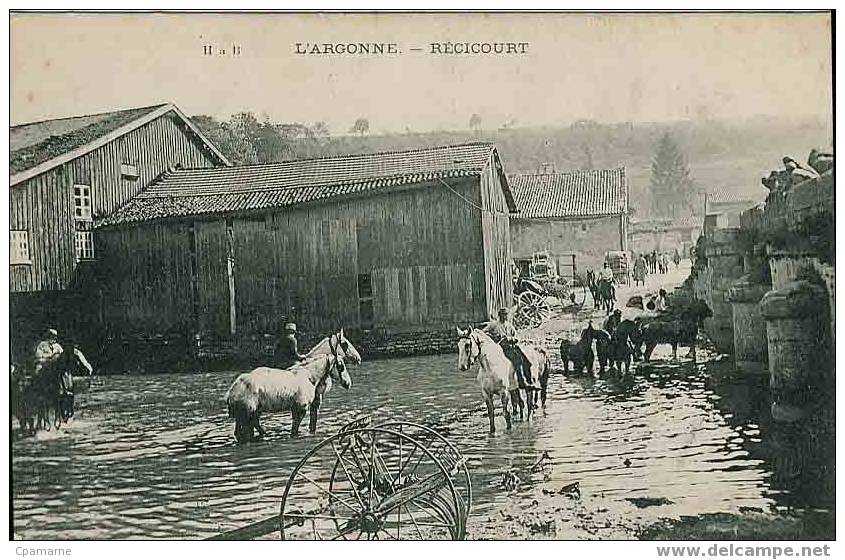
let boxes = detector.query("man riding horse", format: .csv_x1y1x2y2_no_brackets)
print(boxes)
483,308,539,390
274,322,306,369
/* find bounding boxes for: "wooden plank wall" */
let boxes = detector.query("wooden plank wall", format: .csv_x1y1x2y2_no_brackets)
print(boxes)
9,167,75,292
10,111,221,294
479,151,513,318
95,222,195,333
96,176,493,338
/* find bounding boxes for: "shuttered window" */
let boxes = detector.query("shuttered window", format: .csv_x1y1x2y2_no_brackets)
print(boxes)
73,184,92,221
10,230,30,264
75,231,94,261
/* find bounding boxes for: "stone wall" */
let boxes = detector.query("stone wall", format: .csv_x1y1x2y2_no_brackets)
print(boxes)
97,326,466,374
510,215,623,273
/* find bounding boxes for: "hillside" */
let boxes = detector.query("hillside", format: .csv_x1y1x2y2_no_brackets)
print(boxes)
303,117,832,216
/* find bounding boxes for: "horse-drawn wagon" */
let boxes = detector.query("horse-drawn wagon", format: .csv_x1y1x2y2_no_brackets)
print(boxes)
512,252,587,328
604,251,631,285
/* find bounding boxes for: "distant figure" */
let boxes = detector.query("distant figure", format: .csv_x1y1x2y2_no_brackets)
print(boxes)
274,322,306,370
633,253,648,287
655,288,668,312
650,250,658,274
673,249,681,268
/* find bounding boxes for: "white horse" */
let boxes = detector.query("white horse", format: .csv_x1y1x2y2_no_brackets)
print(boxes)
303,329,362,433
456,328,549,433
225,338,352,443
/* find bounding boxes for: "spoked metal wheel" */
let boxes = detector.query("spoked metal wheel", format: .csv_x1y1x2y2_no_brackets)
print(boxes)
375,420,472,514
280,419,468,540
514,291,551,328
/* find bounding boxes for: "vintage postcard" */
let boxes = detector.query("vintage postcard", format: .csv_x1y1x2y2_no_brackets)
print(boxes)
6,9,835,550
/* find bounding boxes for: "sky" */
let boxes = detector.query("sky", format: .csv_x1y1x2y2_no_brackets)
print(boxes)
10,12,833,133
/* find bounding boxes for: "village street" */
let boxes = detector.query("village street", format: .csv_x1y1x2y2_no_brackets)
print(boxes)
12,260,832,540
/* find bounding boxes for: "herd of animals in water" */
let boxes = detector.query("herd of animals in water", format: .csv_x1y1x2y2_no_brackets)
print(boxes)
11,292,712,442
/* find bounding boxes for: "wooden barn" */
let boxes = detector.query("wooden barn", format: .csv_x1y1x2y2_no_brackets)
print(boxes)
93,143,515,358
508,168,629,276
8,103,230,357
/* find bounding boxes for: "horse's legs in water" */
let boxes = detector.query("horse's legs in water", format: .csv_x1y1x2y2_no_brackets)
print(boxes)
686,342,697,362
644,341,657,362
309,394,322,434
540,368,549,410
501,392,512,430
485,397,496,434
524,389,533,420
671,343,679,361
510,389,524,420
253,412,269,439
291,405,307,436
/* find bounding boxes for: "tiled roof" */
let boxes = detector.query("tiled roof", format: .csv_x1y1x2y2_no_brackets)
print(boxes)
508,168,628,218
706,188,767,205
10,104,167,174
100,143,510,226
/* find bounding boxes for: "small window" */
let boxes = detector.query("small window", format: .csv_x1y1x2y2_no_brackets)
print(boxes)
75,231,95,261
73,184,92,221
10,230,30,264
121,163,140,180
357,274,374,327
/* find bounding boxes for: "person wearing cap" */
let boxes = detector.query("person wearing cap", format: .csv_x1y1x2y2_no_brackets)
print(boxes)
34,328,64,375
483,307,537,390
274,322,306,369
603,309,622,335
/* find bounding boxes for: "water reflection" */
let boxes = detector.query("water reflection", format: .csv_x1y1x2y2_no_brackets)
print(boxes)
12,350,833,539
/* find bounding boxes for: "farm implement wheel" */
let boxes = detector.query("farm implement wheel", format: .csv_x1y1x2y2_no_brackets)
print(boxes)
280,417,469,540
514,291,551,328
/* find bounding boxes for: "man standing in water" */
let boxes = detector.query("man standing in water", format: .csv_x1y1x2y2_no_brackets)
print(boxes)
274,322,306,369
483,307,537,390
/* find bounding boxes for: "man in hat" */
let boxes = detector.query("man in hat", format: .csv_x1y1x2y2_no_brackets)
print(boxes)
603,309,622,335
34,328,63,375
483,307,537,389
274,322,306,370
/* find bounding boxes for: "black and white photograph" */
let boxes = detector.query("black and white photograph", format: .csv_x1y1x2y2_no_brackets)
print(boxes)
5,8,837,549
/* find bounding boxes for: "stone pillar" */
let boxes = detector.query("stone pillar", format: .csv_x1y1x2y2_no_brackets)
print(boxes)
726,276,769,375
702,229,745,353
760,280,830,422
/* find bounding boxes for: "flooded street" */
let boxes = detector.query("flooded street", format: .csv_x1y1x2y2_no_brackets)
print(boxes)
12,341,833,539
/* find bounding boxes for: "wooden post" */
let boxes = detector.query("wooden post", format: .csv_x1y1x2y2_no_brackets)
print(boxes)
226,220,236,336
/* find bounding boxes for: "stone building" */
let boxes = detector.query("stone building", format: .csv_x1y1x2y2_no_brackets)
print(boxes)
508,168,629,277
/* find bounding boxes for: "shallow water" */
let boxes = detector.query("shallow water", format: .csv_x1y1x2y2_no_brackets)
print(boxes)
11,349,833,539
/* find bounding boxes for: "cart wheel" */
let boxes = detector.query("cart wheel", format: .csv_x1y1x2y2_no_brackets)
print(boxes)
375,421,472,514
516,291,551,327
281,426,466,540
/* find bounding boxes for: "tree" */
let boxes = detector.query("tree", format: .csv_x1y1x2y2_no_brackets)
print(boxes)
350,118,370,136
649,132,697,219
469,113,482,134
192,113,334,164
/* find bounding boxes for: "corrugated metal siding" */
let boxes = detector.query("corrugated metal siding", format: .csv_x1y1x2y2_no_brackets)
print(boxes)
10,112,220,294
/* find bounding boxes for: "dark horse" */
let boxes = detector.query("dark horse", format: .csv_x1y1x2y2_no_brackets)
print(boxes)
11,345,93,435
560,323,596,376
639,298,712,362
587,270,615,314
609,320,644,376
